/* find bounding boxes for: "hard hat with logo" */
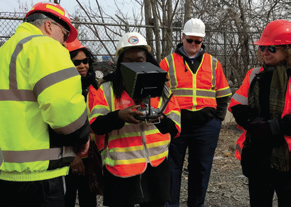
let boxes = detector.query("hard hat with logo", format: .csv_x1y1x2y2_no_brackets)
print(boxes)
254,19,291,46
115,32,151,57
66,38,87,52
25,2,77,43
182,18,205,37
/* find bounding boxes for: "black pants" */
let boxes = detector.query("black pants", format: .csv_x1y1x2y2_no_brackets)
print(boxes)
109,202,165,207
0,176,65,207
64,158,97,207
248,171,291,207
104,159,170,207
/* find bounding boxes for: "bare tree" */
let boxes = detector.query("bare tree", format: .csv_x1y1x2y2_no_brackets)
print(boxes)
68,0,289,85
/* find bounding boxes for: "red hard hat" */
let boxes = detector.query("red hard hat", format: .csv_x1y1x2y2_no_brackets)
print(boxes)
25,2,77,43
254,19,291,46
66,38,87,52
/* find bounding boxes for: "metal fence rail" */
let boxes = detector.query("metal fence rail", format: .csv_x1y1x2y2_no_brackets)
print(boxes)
0,14,261,83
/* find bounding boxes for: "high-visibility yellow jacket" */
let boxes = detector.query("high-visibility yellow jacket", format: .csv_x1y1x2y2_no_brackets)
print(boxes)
229,67,291,160
0,22,89,181
87,82,181,177
160,52,231,111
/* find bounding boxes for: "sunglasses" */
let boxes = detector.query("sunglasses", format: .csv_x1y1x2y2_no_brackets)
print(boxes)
51,21,70,42
185,38,202,44
259,45,280,53
72,57,89,66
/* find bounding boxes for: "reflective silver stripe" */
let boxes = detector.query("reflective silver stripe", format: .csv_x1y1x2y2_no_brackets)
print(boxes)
232,93,248,105
211,56,217,87
196,90,216,97
172,89,193,96
231,67,261,105
102,82,113,111
166,55,177,89
216,88,232,97
167,112,180,124
33,67,79,98
54,108,88,135
2,146,75,163
0,89,36,101
90,107,110,118
0,35,42,101
167,54,217,96
107,144,168,161
109,149,145,160
236,143,242,157
110,124,141,137
0,148,3,166
249,67,261,83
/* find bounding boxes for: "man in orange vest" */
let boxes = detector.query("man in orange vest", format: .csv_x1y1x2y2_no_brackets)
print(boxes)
160,18,231,207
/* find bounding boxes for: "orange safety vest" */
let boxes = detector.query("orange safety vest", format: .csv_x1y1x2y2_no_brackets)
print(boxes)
160,53,231,111
87,82,181,177
229,67,291,160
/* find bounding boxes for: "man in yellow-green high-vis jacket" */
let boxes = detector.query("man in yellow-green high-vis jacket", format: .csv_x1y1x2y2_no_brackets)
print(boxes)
0,2,90,206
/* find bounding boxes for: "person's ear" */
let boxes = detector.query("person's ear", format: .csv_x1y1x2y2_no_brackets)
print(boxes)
43,20,53,36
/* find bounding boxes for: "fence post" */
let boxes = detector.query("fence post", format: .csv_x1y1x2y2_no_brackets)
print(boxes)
224,31,227,79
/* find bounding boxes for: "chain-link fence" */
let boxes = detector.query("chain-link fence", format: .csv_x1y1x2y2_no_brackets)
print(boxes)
0,12,262,84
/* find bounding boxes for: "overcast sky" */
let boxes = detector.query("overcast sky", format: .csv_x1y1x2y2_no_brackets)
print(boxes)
0,0,139,19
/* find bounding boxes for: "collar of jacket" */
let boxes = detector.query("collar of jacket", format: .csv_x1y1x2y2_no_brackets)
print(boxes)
175,43,206,61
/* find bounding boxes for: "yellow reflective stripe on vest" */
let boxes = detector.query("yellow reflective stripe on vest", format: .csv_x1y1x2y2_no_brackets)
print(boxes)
102,143,169,165
211,56,217,87
172,89,193,96
216,87,232,98
166,54,178,89
196,89,216,98
2,147,75,163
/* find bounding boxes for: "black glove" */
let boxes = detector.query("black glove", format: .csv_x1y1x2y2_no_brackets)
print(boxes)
248,117,272,139
231,105,256,130
280,115,291,136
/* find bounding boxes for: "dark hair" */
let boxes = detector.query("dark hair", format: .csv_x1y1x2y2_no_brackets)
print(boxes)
69,47,96,71
112,47,160,100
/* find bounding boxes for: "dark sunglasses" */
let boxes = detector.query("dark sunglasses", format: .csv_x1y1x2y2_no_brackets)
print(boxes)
72,57,89,66
185,38,202,44
259,45,280,53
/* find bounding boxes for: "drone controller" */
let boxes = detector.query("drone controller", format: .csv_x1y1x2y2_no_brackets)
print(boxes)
120,62,170,124
134,93,173,124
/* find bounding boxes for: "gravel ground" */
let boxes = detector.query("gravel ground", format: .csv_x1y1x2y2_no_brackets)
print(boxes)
75,122,279,207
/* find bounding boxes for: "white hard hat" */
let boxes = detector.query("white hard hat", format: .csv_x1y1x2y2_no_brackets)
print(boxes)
115,32,151,57
182,18,205,37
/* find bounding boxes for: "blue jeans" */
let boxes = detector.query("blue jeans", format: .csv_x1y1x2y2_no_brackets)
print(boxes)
166,118,221,207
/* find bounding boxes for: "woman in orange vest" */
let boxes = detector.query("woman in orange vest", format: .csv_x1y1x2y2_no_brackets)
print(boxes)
229,20,291,206
65,39,98,207
87,32,181,207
